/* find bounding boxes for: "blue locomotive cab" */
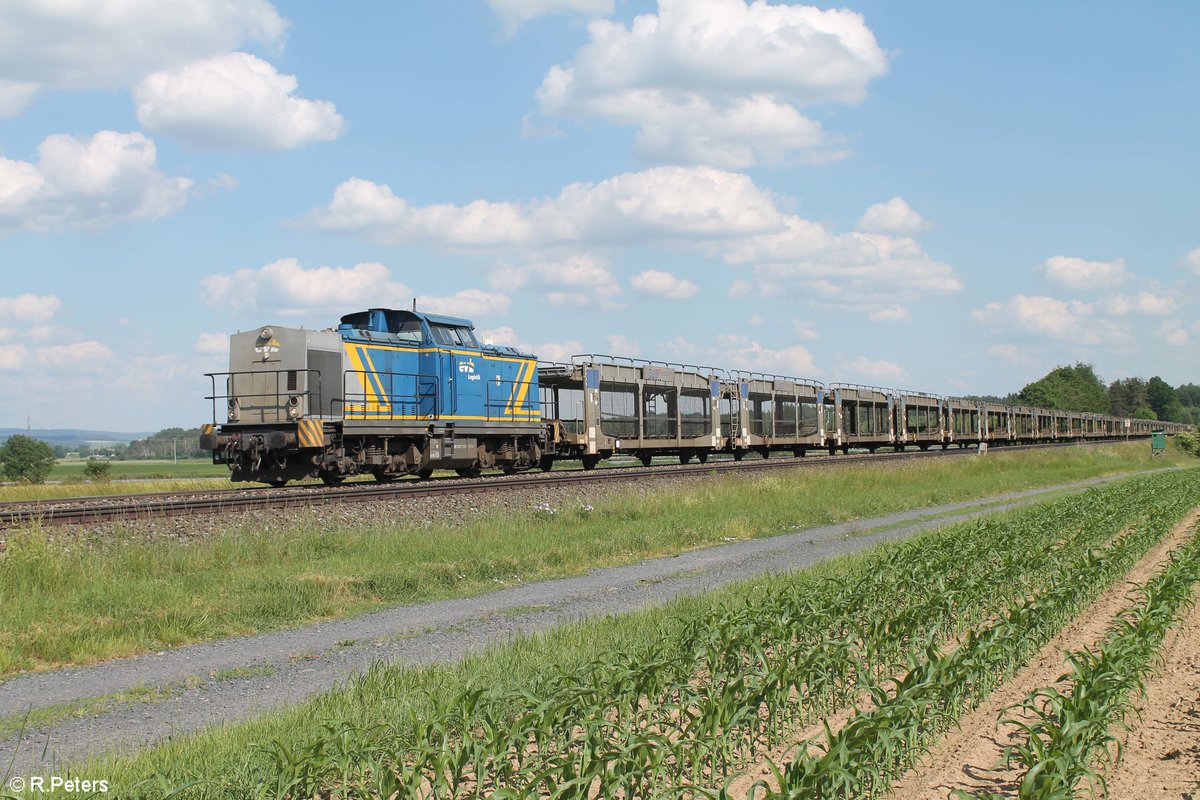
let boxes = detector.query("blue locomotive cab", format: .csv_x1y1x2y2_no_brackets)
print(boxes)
336,309,538,422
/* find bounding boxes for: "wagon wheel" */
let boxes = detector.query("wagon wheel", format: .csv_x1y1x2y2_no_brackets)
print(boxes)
416,468,434,479
581,455,600,470
538,456,554,472
268,479,289,488
455,466,482,478
696,452,708,464
321,474,344,487
640,453,653,467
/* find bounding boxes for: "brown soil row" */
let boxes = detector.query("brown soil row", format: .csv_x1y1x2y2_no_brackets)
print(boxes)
887,507,1200,800
720,510,1200,799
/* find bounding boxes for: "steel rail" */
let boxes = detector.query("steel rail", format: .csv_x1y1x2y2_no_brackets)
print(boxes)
0,439,1132,529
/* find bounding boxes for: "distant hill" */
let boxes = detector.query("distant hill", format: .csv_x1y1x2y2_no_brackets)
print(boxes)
0,428,155,447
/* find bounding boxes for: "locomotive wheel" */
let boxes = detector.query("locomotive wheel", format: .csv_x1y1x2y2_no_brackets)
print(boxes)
416,468,434,479
373,472,396,483
322,474,345,486
268,479,288,488
539,456,554,472
456,466,482,478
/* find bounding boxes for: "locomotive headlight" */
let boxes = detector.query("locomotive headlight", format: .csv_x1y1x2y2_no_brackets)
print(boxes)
228,397,240,422
259,326,273,340
288,396,301,418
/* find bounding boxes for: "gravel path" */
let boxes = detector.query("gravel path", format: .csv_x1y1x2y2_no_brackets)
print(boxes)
0,470,1167,774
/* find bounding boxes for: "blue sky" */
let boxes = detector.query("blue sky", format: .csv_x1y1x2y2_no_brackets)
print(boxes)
2,0,1198,431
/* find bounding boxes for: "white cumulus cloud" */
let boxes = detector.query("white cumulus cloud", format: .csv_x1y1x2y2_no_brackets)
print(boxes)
606,334,641,356
1156,319,1191,347
1099,291,1177,317
725,217,961,309
0,294,62,324
791,320,818,341
536,0,887,166
857,197,928,234
712,334,817,377
868,305,911,322
134,52,344,150
478,326,582,361
416,289,511,319
1180,246,1200,274
0,344,27,370
844,356,906,383
0,80,39,117
972,294,1130,346
0,0,285,106
199,259,510,320
193,332,229,355
36,341,116,371
200,258,413,315
630,270,698,299
1042,256,1127,291
307,165,783,247
0,131,191,233
489,255,621,307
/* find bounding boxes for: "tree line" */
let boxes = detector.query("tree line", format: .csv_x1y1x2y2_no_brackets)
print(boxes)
1015,363,1197,424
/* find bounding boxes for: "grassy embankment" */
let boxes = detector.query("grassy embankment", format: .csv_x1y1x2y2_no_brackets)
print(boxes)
0,440,1188,678
42,466,1200,798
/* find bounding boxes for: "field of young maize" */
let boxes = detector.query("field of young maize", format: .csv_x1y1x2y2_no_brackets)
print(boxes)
961,522,1200,800
94,469,1197,800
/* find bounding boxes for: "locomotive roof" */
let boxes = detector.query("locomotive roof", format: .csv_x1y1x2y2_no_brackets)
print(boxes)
339,308,475,329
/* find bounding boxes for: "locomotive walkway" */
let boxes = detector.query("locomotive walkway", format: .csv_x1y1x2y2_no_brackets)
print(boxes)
0,467,1179,777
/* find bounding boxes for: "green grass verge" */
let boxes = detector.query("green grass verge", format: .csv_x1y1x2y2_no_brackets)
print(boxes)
53,468,1200,798
0,441,1187,677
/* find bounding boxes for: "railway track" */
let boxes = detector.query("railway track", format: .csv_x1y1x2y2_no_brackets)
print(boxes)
0,440,1126,528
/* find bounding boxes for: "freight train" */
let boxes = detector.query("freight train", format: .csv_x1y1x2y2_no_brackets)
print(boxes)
199,307,1187,485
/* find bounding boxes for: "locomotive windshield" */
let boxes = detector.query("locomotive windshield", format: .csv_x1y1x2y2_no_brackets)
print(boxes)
430,324,479,348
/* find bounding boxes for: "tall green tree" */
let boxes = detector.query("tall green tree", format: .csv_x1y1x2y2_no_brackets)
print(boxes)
1108,377,1149,417
1175,382,1200,408
1018,363,1110,413
1147,376,1186,422
0,435,56,483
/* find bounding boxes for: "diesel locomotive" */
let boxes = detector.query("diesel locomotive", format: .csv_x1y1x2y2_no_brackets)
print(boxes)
199,307,1187,485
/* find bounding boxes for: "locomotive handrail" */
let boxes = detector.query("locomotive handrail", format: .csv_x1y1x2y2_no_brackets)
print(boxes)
205,369,324,424
336,369,436,420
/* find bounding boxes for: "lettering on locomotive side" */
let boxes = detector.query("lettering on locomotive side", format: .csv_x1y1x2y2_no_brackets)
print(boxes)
459,358,482,381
